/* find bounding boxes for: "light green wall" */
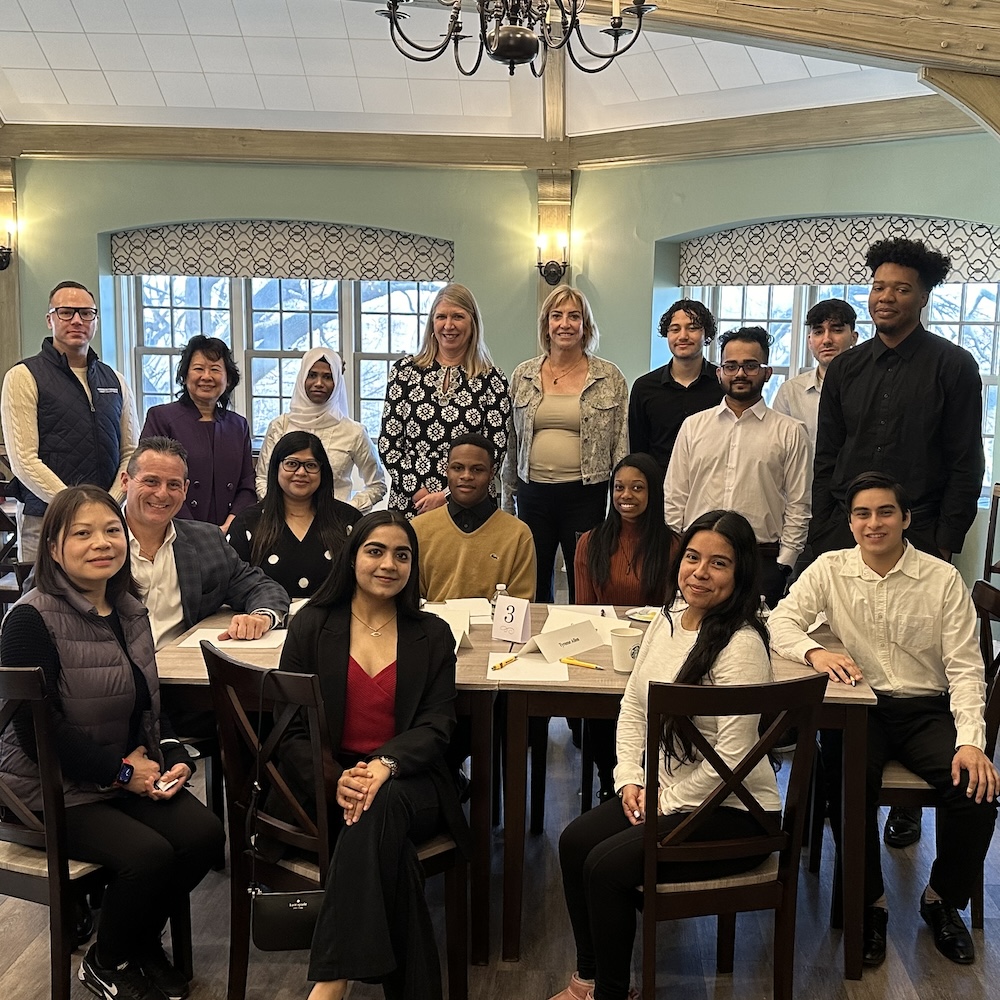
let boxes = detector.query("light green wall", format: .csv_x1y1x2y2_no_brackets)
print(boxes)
11,130,1000,579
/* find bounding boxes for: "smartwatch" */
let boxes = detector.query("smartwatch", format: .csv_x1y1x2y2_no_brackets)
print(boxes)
114,759,134,788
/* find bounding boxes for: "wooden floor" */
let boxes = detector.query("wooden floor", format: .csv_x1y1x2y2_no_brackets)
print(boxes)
2,723,999,1000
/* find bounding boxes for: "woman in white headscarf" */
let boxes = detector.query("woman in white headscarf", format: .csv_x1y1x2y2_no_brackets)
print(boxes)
256,348,387,512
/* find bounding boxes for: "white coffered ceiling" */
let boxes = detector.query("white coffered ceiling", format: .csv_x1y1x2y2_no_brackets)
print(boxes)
0,0,929,137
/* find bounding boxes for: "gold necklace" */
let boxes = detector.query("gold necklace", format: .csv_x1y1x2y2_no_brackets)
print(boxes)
547,354,586,384
351,610,397,637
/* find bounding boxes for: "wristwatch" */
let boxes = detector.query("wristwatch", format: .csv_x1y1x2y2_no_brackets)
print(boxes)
378,755,399,778
113,759,134,788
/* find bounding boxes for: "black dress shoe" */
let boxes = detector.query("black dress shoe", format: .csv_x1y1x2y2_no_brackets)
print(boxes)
884,805,921,847
862,906,888,967
920,895,975,964
74,897,95,948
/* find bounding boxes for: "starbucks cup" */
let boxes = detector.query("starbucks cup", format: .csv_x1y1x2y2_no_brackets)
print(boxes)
610,627,643,674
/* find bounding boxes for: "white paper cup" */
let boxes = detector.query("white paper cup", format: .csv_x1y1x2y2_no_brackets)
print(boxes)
610,627,643,673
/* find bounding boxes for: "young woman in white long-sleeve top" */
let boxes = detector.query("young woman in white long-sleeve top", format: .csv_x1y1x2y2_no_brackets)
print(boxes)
550,509,778,1000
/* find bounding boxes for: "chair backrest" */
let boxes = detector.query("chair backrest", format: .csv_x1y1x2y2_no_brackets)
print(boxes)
0,666,74,881
201,641,334,882
972,579,1000,757
643,673,827,888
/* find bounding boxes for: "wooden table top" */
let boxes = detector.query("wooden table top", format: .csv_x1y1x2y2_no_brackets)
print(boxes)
156,605,875,706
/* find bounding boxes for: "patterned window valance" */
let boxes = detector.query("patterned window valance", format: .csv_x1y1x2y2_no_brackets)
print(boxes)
679,216,1000,286
110,220,454,282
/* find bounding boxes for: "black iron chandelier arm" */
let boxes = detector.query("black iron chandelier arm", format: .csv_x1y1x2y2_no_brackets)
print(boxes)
385,2,464,58
566,12,646,63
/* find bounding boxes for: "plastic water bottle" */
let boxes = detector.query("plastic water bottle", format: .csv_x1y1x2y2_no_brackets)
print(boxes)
490,583,508,621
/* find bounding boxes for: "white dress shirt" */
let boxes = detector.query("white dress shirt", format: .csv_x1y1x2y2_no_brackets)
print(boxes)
769,544,986,750
613,612,780,815
663,397,812,566
771,367,821,442
129,522,185,651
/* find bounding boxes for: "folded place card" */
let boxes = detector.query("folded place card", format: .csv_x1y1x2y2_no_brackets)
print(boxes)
543,607,625,646
178,628,287,649
427,607,474,653
492,595,531,643
518,620,602,663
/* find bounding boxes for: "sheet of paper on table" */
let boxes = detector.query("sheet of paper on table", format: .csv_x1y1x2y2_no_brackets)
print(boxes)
442,597,494,625
178,628,288,649
424,606,473,653
487,651,568,683
543,606,624,645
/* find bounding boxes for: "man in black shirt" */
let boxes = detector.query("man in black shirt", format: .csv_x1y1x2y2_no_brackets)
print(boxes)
627,299,724,477
811,238,983,560
811,237,985,851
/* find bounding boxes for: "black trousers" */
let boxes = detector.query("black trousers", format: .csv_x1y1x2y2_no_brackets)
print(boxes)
516,478,607,603
65,789,225,966
757,546,788,611
821,694,998,908
308,773,444,1000
558,798,769,1000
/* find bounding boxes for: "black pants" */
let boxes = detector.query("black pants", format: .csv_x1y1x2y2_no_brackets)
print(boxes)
757,547,788,611
558,798,770,1000
516,478,607,603
65,789,225,966
309,773,444,1000
822,695,997,908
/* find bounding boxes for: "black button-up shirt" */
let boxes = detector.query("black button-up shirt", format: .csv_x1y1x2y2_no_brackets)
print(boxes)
627,359,724,476
812,324,984,554
447,496,496,534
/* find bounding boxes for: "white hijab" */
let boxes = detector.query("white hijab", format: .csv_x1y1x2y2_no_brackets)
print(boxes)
287,347,350,431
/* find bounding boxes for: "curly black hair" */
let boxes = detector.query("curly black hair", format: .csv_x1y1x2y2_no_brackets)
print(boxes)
718,325,772,363
865,238,950,291
657,299,717,344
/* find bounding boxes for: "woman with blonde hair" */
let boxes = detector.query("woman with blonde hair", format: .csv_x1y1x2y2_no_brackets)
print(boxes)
379,283,510,518
504,285,628,602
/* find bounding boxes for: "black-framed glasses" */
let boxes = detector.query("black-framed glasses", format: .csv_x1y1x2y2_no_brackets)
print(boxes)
48,306,98,322
720,360,765,375
280,459,321,474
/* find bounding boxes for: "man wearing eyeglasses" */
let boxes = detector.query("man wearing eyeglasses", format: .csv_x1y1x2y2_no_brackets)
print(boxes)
664,325,812,608
1,281,138,561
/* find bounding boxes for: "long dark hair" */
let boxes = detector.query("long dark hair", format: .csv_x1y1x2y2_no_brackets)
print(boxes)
35,485,139,603
176,335,241,410
661,509,768,767
585,453,672,603
251,431,351,567
309,510,422,617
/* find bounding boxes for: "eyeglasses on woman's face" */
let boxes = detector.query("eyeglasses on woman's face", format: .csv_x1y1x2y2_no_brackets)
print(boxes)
280,458,321,474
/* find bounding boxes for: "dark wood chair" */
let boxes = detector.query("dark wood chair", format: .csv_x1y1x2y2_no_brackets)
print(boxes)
0,666,193,1000
202,642,469,1000
642,673,827,1000
875,578,1000,928
983,485,1000,581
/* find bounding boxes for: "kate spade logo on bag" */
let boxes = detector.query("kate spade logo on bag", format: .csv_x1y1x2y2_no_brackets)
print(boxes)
289,898,310,910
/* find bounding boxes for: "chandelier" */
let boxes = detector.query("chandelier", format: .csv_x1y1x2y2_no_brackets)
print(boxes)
376,0,657,76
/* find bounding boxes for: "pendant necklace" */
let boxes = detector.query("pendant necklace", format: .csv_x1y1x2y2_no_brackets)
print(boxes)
351,610,397,637
548,355,585,384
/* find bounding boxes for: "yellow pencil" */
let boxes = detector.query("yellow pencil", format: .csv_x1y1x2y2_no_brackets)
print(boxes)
491,655,518,671
560,656,603,670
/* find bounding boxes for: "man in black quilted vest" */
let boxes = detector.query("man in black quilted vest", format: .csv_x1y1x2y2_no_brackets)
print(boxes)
0,281,137,561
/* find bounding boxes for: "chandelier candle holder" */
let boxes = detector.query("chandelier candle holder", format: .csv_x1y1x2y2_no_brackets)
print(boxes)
377,0,656,76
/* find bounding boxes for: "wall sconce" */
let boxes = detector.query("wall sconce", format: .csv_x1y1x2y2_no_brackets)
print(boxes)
536,232,568,286
0,232,11,272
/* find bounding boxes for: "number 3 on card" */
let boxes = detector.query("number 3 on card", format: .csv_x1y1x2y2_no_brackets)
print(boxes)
492,596,531,643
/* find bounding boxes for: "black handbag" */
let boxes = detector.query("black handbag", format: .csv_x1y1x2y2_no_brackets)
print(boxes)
246,669,324,952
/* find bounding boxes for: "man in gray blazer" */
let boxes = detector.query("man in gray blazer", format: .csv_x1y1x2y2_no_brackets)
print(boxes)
121,436,288,650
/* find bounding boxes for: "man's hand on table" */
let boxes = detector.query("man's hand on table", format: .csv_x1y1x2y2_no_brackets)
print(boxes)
219,612,273,641
952,745,1000,803
806,647,863,686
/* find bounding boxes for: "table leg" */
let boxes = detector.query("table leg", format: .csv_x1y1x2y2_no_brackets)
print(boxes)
840,706,867,980
502,690,529,962
468,690,493,965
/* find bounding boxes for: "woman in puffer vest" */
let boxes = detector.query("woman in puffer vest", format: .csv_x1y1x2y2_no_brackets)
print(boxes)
0,485,224,1000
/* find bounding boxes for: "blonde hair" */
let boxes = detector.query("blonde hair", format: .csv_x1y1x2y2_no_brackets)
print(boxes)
537,285,600,355
413,283,495,380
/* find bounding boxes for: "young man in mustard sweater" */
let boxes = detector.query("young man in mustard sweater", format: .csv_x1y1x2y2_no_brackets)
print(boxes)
413,433,535,602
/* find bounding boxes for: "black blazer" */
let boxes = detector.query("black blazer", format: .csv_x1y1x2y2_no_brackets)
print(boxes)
277,603,471,857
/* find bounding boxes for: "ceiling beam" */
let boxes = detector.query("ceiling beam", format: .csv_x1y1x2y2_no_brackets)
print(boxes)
614,1,1000,76
920,66,1000,142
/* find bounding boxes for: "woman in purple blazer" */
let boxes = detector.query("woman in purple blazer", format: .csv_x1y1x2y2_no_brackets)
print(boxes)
140,336,256,531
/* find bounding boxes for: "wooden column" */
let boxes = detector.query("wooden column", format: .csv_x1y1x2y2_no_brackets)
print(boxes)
536,169,573,308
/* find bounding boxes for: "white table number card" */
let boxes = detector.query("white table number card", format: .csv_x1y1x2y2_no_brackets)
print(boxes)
491,596,531,643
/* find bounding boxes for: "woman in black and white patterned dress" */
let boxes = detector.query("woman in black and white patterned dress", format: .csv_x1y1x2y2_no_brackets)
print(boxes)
378,283,510,519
